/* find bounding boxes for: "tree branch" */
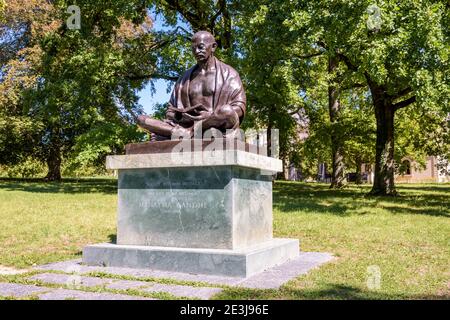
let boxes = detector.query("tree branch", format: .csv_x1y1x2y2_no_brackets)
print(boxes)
389,87,412,99
293,52,323,59
341,83,366,91
337,53,358,71
288,105,303,115
163,0,200,26
126,73,179,82
218,0,232,49
210,0,226,28
317,41,327,50
393,96,416,110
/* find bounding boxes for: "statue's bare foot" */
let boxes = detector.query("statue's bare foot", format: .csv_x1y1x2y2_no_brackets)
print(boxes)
137,115,151,129
171,125,193,139
137,115,176,138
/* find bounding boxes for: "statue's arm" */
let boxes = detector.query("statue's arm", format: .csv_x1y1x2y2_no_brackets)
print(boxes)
165,103,177,121
227,73,246,120
165,78,182,122
230,103,244,119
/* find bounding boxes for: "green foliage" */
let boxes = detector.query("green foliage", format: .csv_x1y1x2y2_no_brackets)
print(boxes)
61,162,108,178
152,0,234,52
0,116,43,165
395,107,450,170
233,2,309,164
149,0,448,183
339,91,376,171
151,102,169,120
0,0,448,183
0,0,156,178
0,157,46,179
64,121,145,176
243,0,449,183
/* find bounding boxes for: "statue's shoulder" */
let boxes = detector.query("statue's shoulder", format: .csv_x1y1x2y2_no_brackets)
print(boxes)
176,65,197,84
216,58,241,79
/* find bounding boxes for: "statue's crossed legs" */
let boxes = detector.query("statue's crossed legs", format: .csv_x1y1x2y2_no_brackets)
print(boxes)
137,104,240,140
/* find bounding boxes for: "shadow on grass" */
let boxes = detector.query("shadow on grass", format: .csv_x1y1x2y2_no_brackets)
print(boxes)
395,184,450,192
273,182,449,218
0,178,448,217
218,283,450,300
0,178,117,195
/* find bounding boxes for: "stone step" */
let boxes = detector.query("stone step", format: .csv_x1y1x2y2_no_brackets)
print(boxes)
29,273,222,299
38,288,154,300
35,251,334,289
0,282,152,300
140,283,222,300
0,283,51,298
35,259,244,286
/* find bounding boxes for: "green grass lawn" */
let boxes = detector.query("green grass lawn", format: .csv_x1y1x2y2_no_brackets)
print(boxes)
0,179,448,299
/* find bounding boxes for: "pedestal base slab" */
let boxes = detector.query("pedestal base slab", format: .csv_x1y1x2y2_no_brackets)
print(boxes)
83,238,299,278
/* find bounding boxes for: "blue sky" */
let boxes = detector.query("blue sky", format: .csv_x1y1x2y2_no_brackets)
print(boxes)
137,11,190,115
138,79,172,114
137,12,171,114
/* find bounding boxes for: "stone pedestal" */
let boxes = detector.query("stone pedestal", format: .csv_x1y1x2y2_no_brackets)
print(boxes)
83,140,299,277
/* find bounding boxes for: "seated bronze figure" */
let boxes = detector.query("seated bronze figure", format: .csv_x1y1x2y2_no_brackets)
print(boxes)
137,31,246,139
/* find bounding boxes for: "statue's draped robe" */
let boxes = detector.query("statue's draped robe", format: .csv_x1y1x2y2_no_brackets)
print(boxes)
166,57,246,128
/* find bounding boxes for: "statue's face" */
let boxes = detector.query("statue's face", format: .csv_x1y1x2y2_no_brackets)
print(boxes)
191,33,216,63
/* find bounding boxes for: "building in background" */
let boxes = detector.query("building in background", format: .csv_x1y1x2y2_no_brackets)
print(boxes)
394,156,450,183
291,155,450,184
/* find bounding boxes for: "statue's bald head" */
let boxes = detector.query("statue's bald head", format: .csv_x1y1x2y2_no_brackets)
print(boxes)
191,31,217,63
192,31,216,45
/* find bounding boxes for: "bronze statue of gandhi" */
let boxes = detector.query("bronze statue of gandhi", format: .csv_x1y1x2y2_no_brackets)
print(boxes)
137,31,246,139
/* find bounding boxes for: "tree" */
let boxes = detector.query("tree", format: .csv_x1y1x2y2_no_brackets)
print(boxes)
232,2,315,176
282,0,449,195
326,55,369,188
234,1,370,184
153,0,233,50
340,90,376,184
1,0,156,180
150,0,449,193
128,0,238,85
0,0,52,167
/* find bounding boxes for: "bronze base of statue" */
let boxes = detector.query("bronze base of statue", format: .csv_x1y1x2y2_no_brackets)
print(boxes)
125,138,265,156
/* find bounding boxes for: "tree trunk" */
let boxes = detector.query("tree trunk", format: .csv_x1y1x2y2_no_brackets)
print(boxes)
370,96,397,195
328,56,345,188
44,136,62,182
283,158,289,180
276,154,289,180
355,156,362,185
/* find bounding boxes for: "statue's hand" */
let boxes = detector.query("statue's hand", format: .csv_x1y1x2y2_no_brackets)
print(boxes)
177,104,210,121
182,110,212,121
167,104,212,122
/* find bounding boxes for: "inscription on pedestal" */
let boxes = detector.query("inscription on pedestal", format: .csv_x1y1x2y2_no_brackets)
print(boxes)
138,200,208,210
116,166,273,249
